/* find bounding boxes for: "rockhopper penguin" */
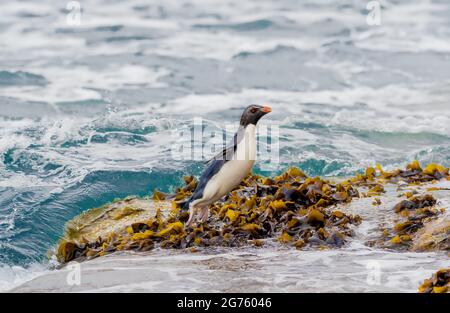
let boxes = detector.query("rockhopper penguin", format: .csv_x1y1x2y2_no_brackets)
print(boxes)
184,104,272,226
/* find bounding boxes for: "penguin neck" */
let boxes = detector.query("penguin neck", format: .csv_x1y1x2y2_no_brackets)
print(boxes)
234,124,257,161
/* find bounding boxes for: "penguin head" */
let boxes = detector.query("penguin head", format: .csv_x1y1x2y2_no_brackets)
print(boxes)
240,104,272,126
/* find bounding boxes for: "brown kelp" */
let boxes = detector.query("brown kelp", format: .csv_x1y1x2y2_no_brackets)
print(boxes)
382,194,446,250
56,167,362,263
348,160,449,186
352,161,449,252
419,268,450,293
55,161,450,269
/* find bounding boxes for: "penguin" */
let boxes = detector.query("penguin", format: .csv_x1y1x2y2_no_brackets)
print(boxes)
183,104,272,226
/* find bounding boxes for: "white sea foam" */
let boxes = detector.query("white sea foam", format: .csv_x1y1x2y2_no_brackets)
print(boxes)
152,31,322,60
0,263,49,292
163,86,450,135
8,247,449,293
0,65,170,103
0,82,448,192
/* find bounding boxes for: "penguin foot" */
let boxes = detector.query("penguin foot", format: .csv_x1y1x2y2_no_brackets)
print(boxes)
186,208,196,227
199,207,209,223
186,204,209,227
186,204,199,227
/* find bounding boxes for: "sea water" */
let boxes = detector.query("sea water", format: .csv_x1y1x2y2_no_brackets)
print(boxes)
0,0,449,292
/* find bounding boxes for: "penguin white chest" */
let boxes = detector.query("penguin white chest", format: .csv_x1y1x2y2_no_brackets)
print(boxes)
234,124,257,161
203,125,257,202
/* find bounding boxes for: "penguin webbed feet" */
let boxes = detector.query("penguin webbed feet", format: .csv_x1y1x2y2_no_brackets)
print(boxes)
186,204,209,227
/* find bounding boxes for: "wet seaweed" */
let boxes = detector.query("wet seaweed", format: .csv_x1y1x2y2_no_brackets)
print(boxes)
418,268,450,293
373,193,447,250
56,167,362,263
55,161,449,264
345,161,449,194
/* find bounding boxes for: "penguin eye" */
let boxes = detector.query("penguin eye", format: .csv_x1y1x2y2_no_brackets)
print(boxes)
250,108,258,113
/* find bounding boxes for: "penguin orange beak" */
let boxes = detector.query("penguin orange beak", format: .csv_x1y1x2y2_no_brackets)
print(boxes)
261,106,272,113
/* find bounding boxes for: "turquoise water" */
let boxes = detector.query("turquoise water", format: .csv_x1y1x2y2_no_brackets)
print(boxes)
1,0,450,287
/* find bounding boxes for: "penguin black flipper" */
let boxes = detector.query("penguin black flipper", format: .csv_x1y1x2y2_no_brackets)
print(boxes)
182,158,226,210
184,128,245,209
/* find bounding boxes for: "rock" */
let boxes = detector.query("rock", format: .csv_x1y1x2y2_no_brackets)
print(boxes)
53,161,449,265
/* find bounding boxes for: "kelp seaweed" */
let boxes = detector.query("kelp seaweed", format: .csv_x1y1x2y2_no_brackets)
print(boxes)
56,167,362,263
55,161,450,266
375,193,448,250
419,268,450,293
348,161,449,186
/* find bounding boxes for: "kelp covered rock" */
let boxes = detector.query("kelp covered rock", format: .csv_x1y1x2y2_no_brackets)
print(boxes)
56,197,172,262
374,193,449,251
55,167,362,263
172,169,363,250
348,161,449,252
349,161,450,186
419,268,450,293
392,194,437,213
54,161,449,264
412,216,450,252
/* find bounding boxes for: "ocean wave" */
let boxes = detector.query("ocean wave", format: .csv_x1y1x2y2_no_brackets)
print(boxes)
0,262,48,292
198,18,273,30
1,90,449,189
0,71,48,86
0,168,187,266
